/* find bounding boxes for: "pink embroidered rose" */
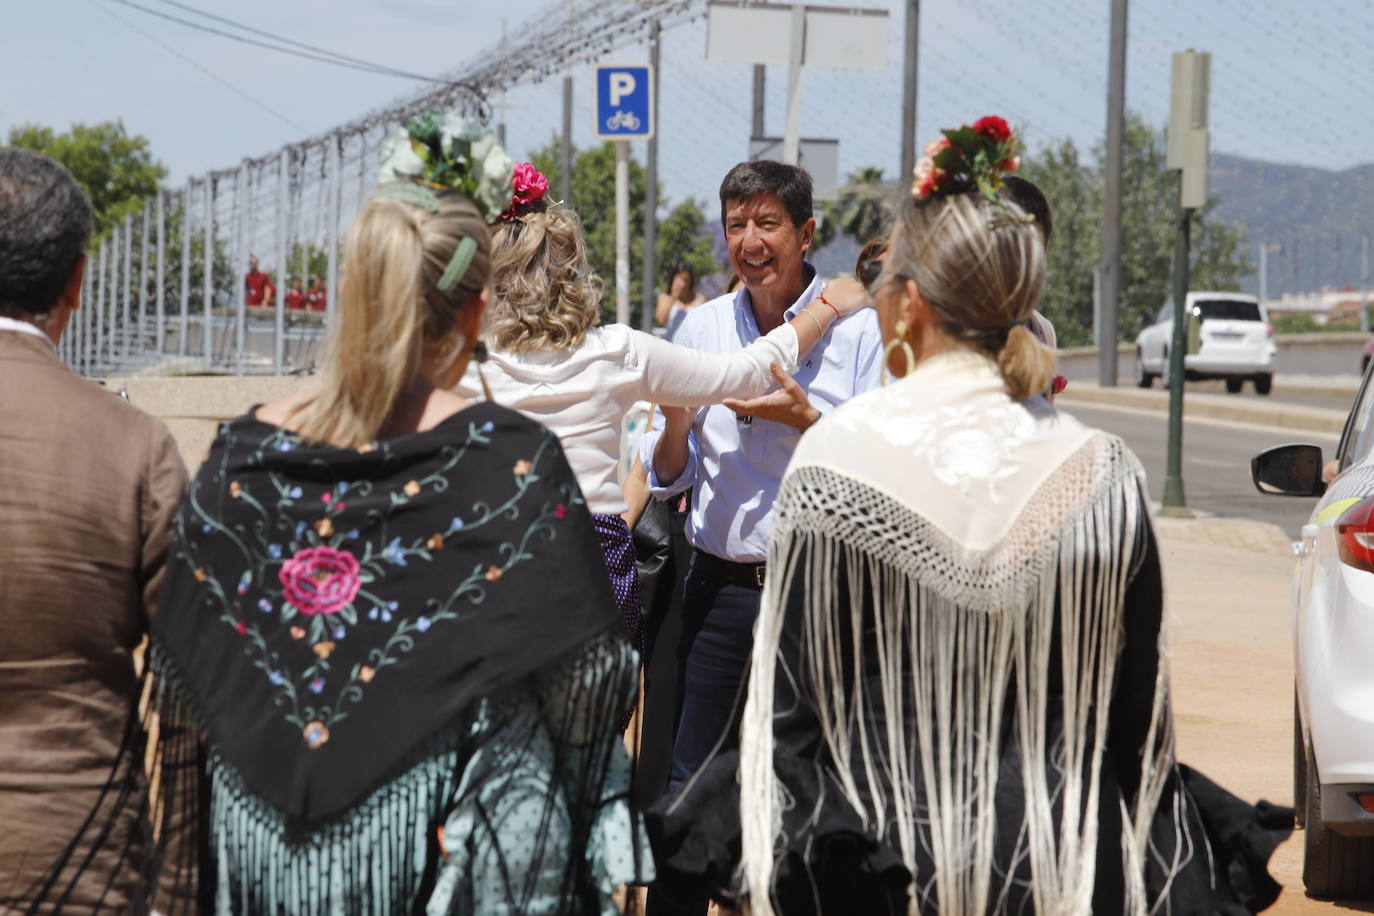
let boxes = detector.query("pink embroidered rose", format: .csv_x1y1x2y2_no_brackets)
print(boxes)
278,545,361,617
511,162,549,207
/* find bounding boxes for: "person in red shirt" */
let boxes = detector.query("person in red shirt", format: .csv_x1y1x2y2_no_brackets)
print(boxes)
285,276,307,310
244,256,270,306
261,276,276,308
306,274,327,312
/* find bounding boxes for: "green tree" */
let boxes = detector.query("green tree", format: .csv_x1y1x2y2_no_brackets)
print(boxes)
530,139,718,323
1021,114,1252,347
815,166,894,252
6,120,168,239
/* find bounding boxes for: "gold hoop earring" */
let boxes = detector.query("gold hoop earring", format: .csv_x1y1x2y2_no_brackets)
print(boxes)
882,319,917,386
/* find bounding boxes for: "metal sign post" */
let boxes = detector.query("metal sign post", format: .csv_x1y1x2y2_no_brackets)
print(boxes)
595,64,655,327
1162,49,1211,516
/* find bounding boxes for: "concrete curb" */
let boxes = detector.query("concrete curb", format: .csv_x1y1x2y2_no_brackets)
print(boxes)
1058,383,1348,436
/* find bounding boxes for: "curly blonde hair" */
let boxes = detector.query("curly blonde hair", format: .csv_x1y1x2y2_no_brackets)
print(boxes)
487,204,603,353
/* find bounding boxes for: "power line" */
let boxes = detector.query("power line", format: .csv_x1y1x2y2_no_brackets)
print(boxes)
85,0,309,134
101,0,470,88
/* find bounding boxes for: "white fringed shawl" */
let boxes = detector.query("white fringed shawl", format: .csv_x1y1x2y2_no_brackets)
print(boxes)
738,352,1176,915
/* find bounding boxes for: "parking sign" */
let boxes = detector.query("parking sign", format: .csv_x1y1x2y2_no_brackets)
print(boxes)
595,64,654,140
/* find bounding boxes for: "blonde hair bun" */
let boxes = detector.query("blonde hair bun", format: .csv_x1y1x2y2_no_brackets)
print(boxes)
488,205,603,353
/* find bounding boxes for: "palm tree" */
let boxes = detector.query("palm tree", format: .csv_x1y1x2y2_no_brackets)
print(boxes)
815,166,893,251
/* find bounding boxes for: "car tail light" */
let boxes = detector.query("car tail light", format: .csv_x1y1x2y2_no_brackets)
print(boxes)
1337,497,1374,572
1359,793,1374,814
1266,322,1275,338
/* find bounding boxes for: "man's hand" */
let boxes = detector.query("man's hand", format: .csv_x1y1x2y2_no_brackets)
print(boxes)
722,363,821,431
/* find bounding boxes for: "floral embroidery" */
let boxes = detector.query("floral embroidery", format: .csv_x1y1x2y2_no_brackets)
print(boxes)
279,546,361,616
178,415,576,749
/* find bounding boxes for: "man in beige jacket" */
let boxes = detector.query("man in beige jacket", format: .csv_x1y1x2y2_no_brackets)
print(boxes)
0,149,188,911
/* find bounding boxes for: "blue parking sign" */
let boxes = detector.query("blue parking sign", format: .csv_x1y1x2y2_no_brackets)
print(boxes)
595,65,654,140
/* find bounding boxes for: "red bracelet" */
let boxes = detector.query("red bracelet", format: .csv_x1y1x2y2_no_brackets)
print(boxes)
817,294,840,321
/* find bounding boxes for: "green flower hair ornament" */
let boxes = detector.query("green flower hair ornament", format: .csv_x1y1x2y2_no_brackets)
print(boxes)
374,110,513,291
376,110,514,223
912,115,1033,227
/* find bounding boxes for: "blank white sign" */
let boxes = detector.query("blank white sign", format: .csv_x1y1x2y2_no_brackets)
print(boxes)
706,1,890,71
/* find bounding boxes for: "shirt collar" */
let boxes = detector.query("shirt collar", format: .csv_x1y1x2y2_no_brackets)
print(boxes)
735,263,821,334
0,315,56,350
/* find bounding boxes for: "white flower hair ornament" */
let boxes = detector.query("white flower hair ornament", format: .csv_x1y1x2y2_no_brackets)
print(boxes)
374,110,515,291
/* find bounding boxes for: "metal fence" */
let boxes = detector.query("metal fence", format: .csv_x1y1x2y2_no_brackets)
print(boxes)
63,0,700,378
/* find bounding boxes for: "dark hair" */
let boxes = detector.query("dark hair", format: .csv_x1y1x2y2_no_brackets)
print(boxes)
668,259,696,296
0,149,94,316
854,237,889,276
719,160,813,227
1000,176,1052,243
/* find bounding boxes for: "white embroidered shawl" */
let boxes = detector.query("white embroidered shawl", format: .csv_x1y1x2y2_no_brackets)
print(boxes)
738,351,1175,915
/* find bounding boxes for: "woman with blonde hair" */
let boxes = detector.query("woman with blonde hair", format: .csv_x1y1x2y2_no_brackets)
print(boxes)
458,167,868,655
648,118,1290,915
32,112,650,915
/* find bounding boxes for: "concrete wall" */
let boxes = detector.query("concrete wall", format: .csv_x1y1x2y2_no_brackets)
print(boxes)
101,375,313,470
1057,333,1369,382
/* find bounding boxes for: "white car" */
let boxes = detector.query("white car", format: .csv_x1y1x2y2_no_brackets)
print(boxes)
1135,291,1277,394
1254,377,1374,898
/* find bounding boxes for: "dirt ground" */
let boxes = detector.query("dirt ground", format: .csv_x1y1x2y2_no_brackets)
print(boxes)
1160,526,1374,914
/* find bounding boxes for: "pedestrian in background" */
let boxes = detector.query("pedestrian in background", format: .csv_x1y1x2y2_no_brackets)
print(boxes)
244,253,270,306
0,148,189,912
656,259,705,339
306,272,327,311
285,274,307,310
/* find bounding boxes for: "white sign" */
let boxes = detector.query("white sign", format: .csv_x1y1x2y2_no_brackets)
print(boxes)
749,136,840,200
705,2,889,72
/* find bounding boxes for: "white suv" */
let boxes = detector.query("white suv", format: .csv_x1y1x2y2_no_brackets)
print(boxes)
1135,291,1276,394
1254,371,1374,898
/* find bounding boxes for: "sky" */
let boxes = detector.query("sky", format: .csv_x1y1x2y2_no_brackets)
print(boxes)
2,0,1364,227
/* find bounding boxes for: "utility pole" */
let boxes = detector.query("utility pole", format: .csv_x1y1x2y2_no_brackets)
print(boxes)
560,0,574,206
642,19,662,333
1162,49,1211,516
497,19,509,145
899,0,920,184
1363,234,1370,334
1099,0,1128,387
752,65,765,140
782,4,805,166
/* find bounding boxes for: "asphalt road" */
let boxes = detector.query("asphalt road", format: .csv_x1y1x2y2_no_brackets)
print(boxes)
1063,403,1337,539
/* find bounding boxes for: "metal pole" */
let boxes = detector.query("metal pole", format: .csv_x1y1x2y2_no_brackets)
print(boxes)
203,176,214,362
357,131,369,217
1099,0,1128,387
782,3,805,166
752,64,765,140
615,141,630,326
275,149,289,373
108,224,119,370
122,213,132,359
497,18,509,145
179,185,191,358
327,137,343,331
1259,242,1268,305
1163,200,1193,514
561,0,574,205
899,0,920,183
139,199,150,354
95,238,106,370
235,164,248,365
642,19,661,332
156,189,165,354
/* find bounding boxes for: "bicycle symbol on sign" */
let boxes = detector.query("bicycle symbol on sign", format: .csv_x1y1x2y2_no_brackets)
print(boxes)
605,110,641,132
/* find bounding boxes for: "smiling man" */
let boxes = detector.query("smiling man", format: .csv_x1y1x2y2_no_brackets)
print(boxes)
640,161,882,912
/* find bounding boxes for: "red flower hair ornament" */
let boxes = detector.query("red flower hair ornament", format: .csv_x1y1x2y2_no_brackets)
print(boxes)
499,162,550,221
911,115,1027,217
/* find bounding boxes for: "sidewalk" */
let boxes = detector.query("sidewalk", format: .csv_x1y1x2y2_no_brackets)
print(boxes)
1154,513,1359,913
1059,383,1349,435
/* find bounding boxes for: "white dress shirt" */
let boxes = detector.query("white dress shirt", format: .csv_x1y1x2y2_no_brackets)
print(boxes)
0,316,55,349
455,322,801,516
639,266,884,563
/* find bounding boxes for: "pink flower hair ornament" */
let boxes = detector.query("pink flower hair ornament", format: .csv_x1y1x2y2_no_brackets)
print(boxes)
499,162,551,221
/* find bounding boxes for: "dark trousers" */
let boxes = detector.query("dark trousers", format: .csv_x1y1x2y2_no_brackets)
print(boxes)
648,561,762,916
668,563,763,789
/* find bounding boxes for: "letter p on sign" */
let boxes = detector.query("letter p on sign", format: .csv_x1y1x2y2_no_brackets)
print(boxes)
609,72,636,106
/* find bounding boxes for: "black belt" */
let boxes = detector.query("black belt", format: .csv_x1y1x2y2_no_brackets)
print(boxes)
690,549,766,589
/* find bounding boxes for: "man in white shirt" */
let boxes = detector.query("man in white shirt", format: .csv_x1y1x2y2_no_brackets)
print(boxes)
640,161,882,848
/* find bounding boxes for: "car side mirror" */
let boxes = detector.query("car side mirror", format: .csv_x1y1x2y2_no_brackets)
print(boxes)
1251,444,1327,497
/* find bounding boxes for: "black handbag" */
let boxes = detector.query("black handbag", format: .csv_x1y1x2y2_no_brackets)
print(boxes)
632,495,676,624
